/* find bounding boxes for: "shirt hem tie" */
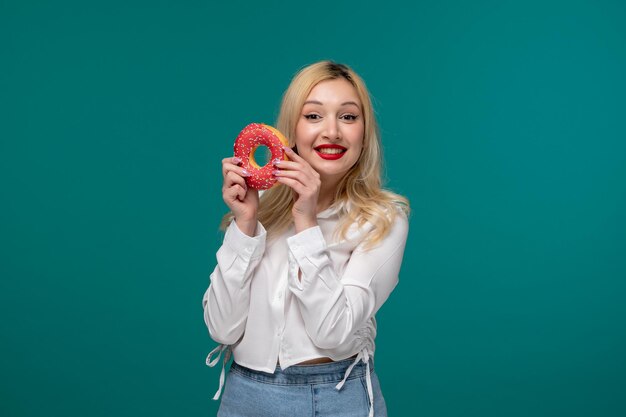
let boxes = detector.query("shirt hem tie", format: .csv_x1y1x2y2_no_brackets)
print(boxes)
206,344,231,400
335,348,374,417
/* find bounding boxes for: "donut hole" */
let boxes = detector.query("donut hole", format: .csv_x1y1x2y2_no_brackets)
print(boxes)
251,145,271,168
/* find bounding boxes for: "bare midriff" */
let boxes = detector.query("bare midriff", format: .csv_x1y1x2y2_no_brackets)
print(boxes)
283,354,358,366
296,357,334,365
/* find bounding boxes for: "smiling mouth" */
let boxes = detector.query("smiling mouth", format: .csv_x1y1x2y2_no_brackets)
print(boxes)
316,148,344,154
314,145,347,160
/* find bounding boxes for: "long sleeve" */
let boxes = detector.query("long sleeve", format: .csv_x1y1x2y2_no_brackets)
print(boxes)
287,212,409,350
203,220,266,345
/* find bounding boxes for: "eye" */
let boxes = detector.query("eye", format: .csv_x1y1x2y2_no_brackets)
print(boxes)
304,114,321,120
341,114,359,121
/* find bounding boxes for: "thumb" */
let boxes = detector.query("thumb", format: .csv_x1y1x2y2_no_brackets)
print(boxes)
245,188,259,201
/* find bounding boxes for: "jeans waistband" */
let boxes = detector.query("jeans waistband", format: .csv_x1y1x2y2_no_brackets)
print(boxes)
231,357,373,385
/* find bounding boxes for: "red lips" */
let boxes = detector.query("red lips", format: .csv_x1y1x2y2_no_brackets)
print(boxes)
314,144,347,160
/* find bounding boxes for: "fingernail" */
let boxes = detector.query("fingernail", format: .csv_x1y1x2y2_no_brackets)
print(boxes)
272,170,280,176
233,157,242,164
272,158,281,165
282,146,291,152
242,169,250,177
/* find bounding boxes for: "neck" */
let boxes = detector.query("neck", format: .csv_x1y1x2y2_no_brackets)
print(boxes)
317,178,340,213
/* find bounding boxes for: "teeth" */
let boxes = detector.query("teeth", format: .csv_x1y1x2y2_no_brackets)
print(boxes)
317,148,344,154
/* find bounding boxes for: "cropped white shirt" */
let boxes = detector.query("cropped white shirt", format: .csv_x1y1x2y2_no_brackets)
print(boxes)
203,203,408,416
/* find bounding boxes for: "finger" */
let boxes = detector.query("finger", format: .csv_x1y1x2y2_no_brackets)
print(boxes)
224,185,242,204
272,169,316,187
282,146,304,163
275,176,308,195
222,156,243,166
274,164,320,183
271,160,301,171
274,153,318,177
225,171,248,189
222,157,245,177
272,161,319,181
235,184,246,201
225,184,247,203
246,187,259,200
222,161,236,178
224,165,252,183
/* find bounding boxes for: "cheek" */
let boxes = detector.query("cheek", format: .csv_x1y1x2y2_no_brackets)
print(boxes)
351,133,365,160
293,124,303,148
351,126,365,148
295,124,317,146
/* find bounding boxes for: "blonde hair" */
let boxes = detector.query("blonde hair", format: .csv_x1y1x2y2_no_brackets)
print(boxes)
221,61,409,248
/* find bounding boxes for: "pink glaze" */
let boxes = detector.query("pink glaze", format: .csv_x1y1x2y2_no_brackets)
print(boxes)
233,123,288,190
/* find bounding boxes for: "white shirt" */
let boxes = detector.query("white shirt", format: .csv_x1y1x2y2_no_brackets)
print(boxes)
202,203,409,415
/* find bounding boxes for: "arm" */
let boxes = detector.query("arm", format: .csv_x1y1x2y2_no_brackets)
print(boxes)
202,220,266,345
287,211,409,349
204,155,263,344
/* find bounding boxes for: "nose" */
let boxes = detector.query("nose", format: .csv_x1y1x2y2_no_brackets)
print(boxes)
322,118,340,141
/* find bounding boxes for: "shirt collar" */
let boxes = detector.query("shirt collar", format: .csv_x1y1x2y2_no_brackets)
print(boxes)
317,200,349,219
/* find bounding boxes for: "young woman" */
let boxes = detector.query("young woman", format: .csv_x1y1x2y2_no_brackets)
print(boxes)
203,61,409,417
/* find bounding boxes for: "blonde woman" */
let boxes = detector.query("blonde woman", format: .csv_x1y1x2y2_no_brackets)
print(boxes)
203,61,409,417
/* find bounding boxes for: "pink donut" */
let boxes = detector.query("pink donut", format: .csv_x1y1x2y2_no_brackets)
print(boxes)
234,123,289,190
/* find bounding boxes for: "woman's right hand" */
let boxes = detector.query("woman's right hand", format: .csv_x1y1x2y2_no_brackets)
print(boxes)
222,156,259,236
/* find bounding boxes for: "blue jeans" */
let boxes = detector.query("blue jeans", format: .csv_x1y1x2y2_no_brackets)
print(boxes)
217,358,388,417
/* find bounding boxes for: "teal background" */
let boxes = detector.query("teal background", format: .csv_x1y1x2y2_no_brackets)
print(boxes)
2,1,625,416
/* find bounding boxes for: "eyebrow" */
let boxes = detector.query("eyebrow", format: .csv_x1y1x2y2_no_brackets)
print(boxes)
303,100,361,107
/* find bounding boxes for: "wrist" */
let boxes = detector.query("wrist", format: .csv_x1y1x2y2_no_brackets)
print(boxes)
235,217,258,237
293,216,317,234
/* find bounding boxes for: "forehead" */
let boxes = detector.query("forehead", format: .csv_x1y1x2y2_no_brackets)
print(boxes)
305,78,361,106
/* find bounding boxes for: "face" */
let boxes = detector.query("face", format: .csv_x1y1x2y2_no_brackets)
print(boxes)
295,78,365,185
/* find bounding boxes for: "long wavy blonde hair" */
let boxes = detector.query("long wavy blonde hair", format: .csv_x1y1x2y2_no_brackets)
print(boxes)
221,61,409,248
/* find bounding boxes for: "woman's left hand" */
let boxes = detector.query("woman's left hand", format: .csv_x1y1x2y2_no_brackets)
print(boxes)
273,146,320,232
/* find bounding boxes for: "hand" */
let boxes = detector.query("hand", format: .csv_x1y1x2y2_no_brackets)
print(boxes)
221,156,259,236
273,146,320,232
